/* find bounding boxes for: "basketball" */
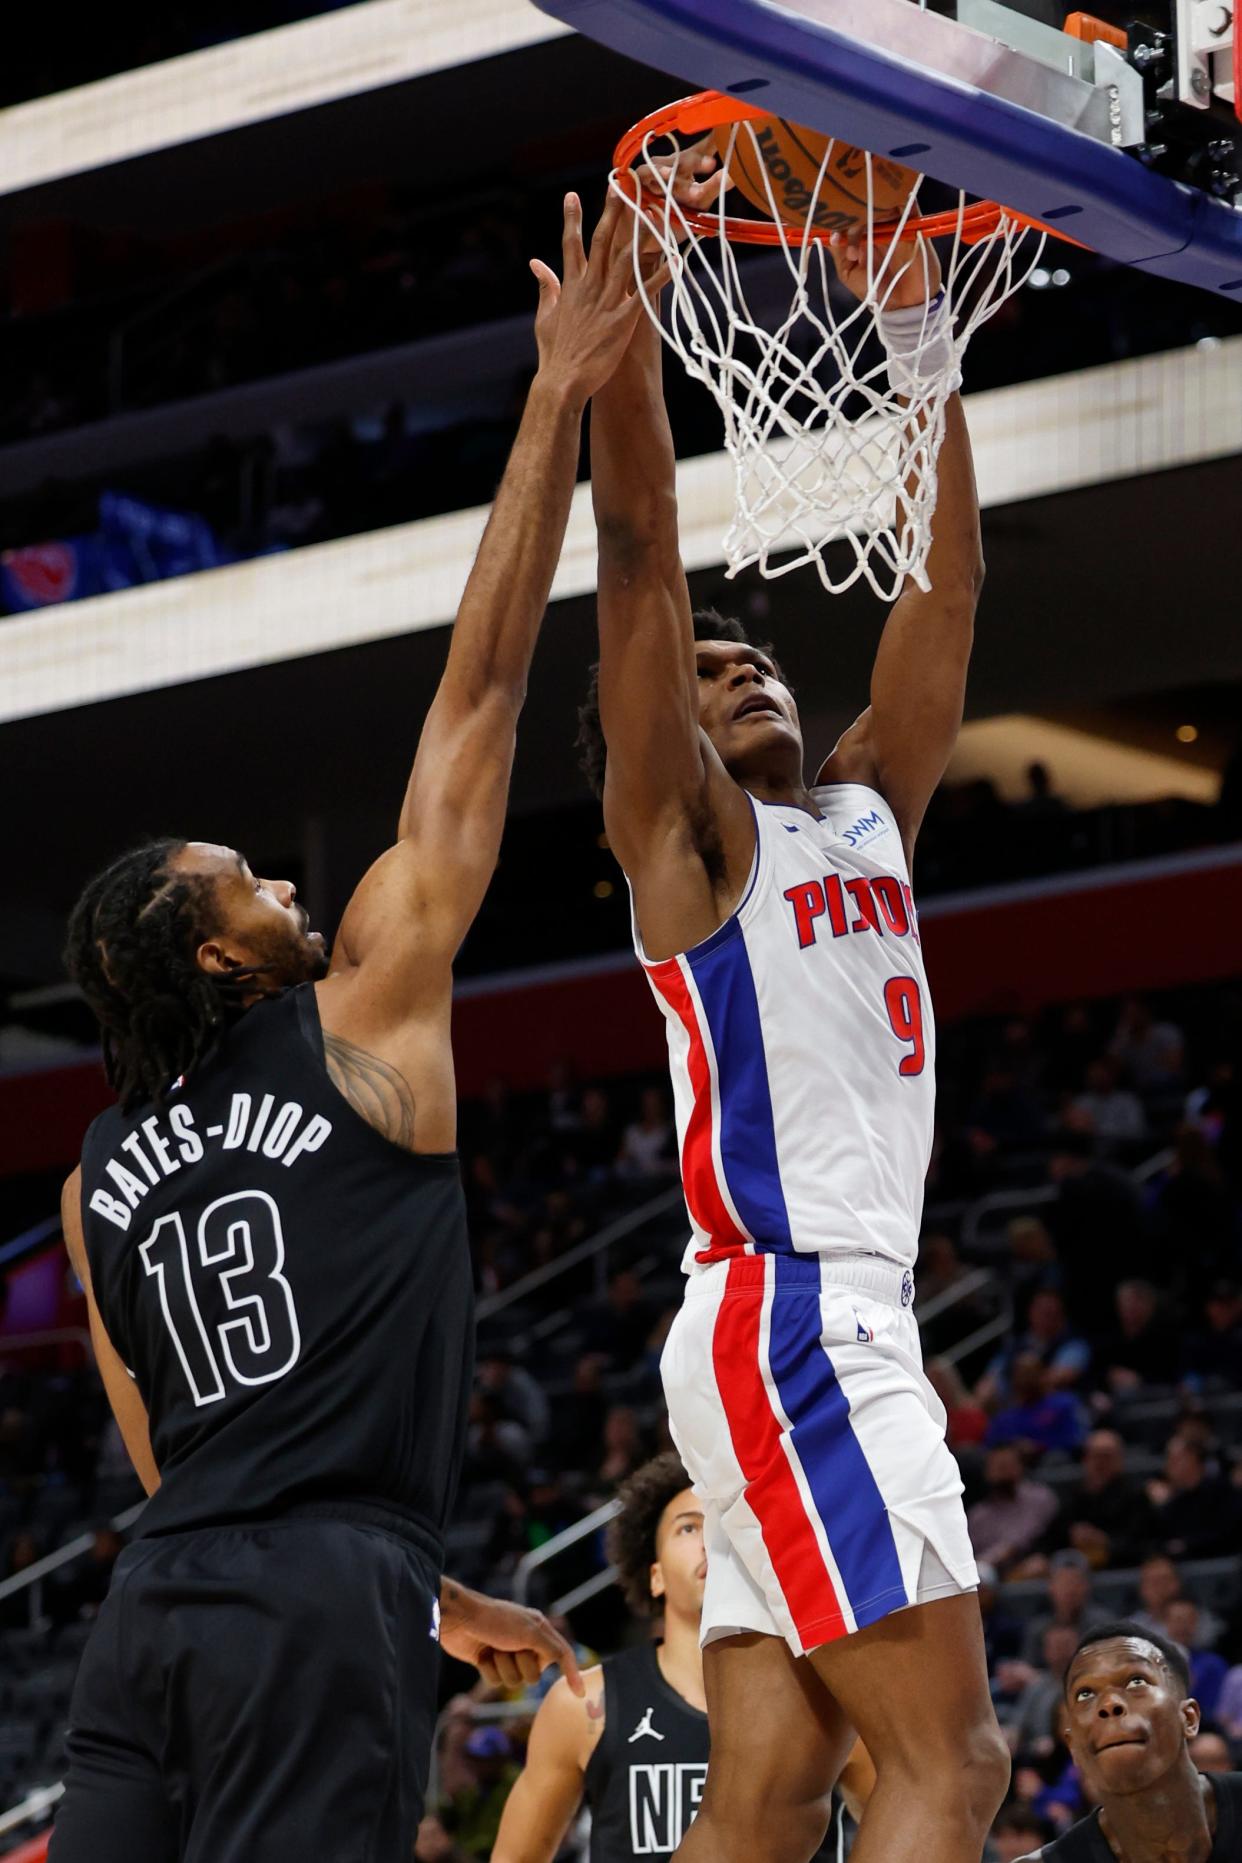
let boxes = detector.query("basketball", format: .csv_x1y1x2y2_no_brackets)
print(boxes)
714,116,919,233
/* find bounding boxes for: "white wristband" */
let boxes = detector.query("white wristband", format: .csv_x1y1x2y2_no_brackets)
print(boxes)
875,291,962,399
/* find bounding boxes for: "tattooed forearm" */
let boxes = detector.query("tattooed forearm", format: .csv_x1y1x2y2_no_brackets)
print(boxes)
323,1031,416,1148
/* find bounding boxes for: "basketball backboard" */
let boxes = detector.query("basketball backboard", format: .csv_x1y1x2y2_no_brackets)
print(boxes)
532,0,1242,295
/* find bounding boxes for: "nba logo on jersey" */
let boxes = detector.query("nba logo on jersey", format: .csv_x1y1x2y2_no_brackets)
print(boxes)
429,1598,441,1642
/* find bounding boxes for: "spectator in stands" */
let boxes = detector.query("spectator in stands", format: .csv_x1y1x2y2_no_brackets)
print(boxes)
1053,1427,1154,1570
1164,1598,1229,1718
464,1392,529,1490
1068,1055,1146,1148
1020,1551,1111,1665
1182,1280,1242,1389
926,1358,990,1452
1093,1279,1181,1392
441,1725,521,1858
988,1804,1054,1861
1129,1554,1228,1648
1003,1623,1080,1760
1111,995,1186,1091
1216,1660,1242,1744
615,1086,676,1179
1047,1131,1152,1331
977,1559,1025,1671
966,1062,1045,1160
47,1523,123,1626
415,1814,471,1862
967,1444,1060,1574
0,1528,40,1629
561,1086,620,1183
595,1405,646,1492
1153,1125,1242,1299
1016,761,1068,821
1147,1432,1242,1560
1188,1732,1235,1774
1045,1003,1101,1097
476,1348,550,1449
979,1288,1091,1405
581,1268,657,1372
918,1235,995,1358
0,1402,40,1490
547,1355,608,1472
985,1354,1086,1458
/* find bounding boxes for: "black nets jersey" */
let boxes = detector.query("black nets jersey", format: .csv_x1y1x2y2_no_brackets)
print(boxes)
1036,1772,1242,1860
78,984,473,1566
584,1643,709,1861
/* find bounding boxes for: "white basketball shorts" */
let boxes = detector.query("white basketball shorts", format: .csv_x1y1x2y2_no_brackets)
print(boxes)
660,1251,978,1656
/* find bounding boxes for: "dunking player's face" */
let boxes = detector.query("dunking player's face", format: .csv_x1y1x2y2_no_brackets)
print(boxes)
172,843,329,989
696,640,803,787
649,1489,707,1626
1064,1637,1199,1800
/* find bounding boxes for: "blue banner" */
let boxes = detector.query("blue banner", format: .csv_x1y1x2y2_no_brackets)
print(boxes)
1,493,229,614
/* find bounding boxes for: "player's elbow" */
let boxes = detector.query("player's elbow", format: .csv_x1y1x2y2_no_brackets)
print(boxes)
968,546,986,602
595,491,680,575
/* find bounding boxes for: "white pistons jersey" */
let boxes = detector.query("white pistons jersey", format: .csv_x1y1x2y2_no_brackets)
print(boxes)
635,784,934,1272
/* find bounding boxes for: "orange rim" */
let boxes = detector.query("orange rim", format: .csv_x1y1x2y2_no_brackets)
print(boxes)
613,92,1085,250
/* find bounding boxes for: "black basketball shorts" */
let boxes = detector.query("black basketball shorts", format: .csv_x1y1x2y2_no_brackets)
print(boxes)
48,1512,441,1863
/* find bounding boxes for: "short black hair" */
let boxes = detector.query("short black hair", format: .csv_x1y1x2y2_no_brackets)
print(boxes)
606,1451,694,1616
576,608,772,800
1065,1620,1192,1701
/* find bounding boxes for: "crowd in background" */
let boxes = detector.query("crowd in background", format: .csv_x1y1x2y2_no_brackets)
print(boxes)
10,976,1239,1853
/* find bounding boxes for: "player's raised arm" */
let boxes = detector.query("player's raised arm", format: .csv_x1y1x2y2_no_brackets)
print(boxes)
819,237,985,859
330,192,650,986
590,289,703,862
589,230,754,947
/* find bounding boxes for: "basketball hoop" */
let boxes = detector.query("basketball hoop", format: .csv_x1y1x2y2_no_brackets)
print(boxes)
611,93,1079,600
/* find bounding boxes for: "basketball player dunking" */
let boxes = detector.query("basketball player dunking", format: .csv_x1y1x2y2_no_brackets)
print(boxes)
578,162,1010,1863
494,1452,876,1863
50,193,658,1863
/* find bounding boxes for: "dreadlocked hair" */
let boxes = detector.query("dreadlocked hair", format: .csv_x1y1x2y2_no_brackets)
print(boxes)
65,839,273,1114
576,609,770,800
606,1451,693,1615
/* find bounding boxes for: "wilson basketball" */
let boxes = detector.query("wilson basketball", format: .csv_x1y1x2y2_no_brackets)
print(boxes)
716,116,918,233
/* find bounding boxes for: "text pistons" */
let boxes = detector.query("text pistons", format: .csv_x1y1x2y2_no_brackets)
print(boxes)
89,1094,334,1232
783,873,919,950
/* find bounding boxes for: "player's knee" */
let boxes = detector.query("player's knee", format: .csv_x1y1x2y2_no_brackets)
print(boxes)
694,1790,832,1863
875,1711,1009,1827
957,1720,1012,1828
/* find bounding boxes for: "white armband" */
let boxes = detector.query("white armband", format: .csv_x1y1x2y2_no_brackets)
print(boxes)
875,290,962,399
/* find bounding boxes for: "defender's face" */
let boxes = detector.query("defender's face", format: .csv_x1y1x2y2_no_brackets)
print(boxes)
173,842,328,987
1064,1638,1198,1798
695,640,803,772
650,1488,707,1620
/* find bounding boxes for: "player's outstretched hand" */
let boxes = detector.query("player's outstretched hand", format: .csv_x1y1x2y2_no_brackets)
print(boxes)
529,191,669,407
635,135,730,213
829,226,943,310
439,1581,585,1697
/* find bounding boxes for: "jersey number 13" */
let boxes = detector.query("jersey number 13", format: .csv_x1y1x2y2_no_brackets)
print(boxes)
140,1191,301,1407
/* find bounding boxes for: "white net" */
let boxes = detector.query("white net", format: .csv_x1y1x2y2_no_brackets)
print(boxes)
611,118,1047,601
